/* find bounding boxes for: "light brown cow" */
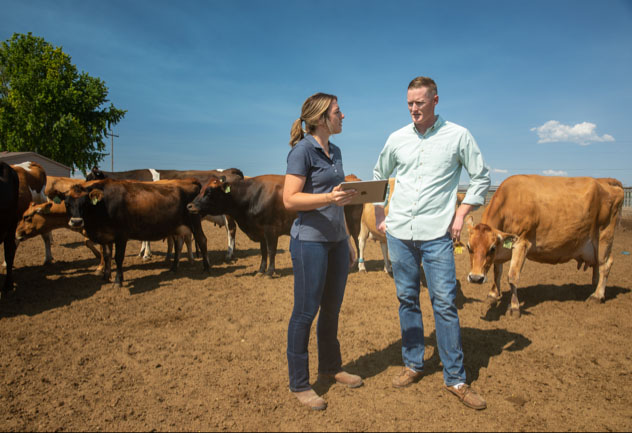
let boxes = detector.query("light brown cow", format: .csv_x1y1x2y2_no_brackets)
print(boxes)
45,176,84,201
357,182,465,273
10,162,53,264
16,201,106,274
466,175,624,317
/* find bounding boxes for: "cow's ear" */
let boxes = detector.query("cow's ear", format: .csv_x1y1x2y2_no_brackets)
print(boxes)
89,189,104,205
37,202,53,215
497,232,517,249
466,215,475,231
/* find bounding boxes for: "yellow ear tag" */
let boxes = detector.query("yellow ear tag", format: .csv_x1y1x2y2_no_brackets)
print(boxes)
91,197,99,205
224,185,231,194
503,239,514,249
454,245,463,254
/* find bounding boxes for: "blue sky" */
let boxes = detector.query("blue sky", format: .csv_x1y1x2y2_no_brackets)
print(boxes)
2,0,631,186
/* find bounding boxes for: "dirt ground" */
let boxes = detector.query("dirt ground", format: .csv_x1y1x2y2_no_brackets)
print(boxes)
1,207,632,432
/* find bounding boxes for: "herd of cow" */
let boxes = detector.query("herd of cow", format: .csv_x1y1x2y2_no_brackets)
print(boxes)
0,160,626,317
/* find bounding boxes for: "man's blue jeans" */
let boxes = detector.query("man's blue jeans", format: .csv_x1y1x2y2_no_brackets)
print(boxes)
386,231,466,387
287,237,350,392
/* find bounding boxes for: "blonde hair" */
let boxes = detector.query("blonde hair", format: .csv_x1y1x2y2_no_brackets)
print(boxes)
289,92,337,147
408,76,438,97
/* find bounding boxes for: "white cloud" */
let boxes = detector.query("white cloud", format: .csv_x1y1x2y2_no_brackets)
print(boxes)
543,169,568,176
492,168,508,173
531,120,615,146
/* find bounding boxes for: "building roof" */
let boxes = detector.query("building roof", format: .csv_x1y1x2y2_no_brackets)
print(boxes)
0,151,71,170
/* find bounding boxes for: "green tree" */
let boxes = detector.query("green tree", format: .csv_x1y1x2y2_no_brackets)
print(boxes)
0,32,126,174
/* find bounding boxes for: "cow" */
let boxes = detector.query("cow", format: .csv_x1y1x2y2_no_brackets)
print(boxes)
10,162,53,264
355,181,465,274
16,201,107,275
465,175,624,318
65,178,211,288
45,176,84,202
343,174,364,260
187,174,296,276
0,162,20,296
87,167,244,262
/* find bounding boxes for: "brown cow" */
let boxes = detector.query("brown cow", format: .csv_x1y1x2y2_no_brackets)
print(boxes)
187,174,296,276
87,167,243,262
45,176,84,201
10,162,52,264
343,174,364,260
65,178,210,288
466,175,624,317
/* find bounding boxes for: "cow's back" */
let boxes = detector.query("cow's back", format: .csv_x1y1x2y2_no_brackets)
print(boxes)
482,175,618,263
11,162,47,216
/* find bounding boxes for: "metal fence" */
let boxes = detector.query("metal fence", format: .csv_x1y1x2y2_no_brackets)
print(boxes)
459,186,632,208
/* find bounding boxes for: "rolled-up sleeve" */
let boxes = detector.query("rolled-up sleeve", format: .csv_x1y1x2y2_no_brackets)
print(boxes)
459,131,490,206
373,138,396,206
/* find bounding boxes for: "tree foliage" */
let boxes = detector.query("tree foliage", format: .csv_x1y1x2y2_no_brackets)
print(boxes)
0,32,126,174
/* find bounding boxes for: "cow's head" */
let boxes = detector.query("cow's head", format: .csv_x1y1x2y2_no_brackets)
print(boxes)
86,167,106,181
465,216,517,284
187,176,231,216
16,201,54,241
65,183,104,229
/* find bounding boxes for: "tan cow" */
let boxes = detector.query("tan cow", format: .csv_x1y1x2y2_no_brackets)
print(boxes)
357,182,465,273
16,201,106,274
466,175,624,317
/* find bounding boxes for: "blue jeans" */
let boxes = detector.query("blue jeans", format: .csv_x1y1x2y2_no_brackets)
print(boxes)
386,231,466,387
287,237,350,392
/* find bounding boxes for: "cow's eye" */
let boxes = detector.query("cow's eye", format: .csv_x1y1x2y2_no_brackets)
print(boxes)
488,245,496,255
466,243,472,253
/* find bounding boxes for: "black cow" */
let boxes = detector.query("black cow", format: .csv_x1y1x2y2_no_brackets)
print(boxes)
0,162,20,296
65,178,210,288
187,174,296,276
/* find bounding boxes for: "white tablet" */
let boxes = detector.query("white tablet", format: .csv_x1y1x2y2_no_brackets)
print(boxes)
339,179,389,205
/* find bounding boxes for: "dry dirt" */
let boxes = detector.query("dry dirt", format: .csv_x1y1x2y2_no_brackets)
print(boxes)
1,207,632,432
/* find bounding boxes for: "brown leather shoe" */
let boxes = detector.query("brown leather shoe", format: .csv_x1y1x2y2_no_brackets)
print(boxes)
292,389,327,411
445,384,487,410
392,367,423,388
318,371,363,388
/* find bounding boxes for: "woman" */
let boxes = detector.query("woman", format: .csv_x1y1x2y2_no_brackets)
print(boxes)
283,92,361,411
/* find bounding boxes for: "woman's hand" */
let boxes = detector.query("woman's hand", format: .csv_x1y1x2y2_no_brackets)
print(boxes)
328,184,358,207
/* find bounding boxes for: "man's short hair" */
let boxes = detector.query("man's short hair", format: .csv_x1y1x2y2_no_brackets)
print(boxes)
408,76,437,96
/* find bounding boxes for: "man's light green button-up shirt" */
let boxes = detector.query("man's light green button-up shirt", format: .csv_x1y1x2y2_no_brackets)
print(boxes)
373,115,490,241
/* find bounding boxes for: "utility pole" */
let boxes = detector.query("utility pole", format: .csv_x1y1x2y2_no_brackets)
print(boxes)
104,129,119,172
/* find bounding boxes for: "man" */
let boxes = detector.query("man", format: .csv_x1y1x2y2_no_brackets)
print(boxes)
373,76,490,410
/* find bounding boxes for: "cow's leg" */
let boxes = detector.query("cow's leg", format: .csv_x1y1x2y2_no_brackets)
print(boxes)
589,226,617,303
224,215,236,262
183,233,194,263
113,239,127,288
83,237,104,275
265,234,279,277
166,237,174,261
139,241,152,261
170,236,183,272
506,240,530,317
380,241,391,273
102,243,113,282
41,231,53,265
258,240,268,274
191,218,210,273
1,235,17,295
357,221,369,272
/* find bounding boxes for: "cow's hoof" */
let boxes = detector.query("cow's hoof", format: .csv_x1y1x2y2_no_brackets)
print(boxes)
587,295,605,304
508,308,521,318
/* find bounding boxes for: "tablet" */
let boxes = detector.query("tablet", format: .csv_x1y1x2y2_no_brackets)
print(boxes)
339,179,389,205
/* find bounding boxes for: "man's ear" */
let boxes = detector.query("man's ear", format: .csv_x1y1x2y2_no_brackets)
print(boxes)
89,189,104,205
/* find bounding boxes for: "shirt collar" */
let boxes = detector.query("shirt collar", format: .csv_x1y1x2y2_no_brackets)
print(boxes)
412,115,444,137
305,134,335,154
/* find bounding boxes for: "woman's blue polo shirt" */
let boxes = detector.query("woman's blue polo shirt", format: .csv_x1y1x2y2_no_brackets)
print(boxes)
286,135,348,242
